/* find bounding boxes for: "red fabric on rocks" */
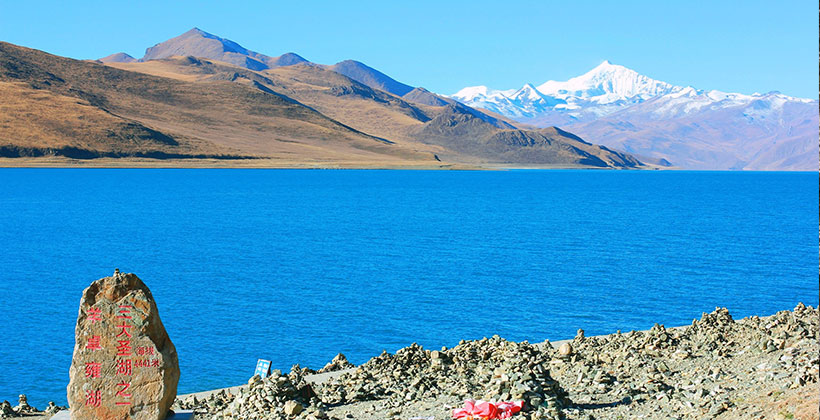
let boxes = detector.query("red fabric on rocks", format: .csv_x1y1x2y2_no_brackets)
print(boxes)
452,399,523,419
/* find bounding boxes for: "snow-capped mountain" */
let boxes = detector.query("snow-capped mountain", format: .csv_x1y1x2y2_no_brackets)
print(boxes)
537,60,679,104
567,88,818,170
451,61,683,121
450,86,522,117
449,61,818,170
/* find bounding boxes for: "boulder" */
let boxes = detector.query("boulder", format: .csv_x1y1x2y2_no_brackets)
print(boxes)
558,342,573,357
67,270,179,420
283,400,303,416
13,394,35,414
318,353,355,373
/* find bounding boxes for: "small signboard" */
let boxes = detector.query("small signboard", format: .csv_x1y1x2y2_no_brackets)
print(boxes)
254,359,272,378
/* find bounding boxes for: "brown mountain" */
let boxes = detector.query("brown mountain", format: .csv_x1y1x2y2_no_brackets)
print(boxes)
402,87,457,107
411,104,642,166
99,52,137,63
117,53,639,167
327,59,414,97
140,28,307,71
1,36,644,168
0,42,434,165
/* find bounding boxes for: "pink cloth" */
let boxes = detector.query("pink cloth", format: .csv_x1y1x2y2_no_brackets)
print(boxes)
452,399,524,419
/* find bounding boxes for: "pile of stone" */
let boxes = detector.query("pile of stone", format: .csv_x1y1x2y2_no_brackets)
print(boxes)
178,338,571,420
317,337,570,419
0,394,65,418
317,353,354,374
175,304,817,420
547,304,818,419
177,367,321,420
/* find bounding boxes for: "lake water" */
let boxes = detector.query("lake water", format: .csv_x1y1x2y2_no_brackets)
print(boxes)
0,169,817,407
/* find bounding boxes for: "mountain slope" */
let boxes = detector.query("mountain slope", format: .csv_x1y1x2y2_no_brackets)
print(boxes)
107,28,469,113
411,104,642,167
328,60,414,97
567,89,819,170
107,55,637,168
401,87,455,107
0,80,223,159
97,34,642,168
450,61,818,170
136,28,308,71
5,35,643,168
113,28,420,99
0,41,437,164
99,52,137,63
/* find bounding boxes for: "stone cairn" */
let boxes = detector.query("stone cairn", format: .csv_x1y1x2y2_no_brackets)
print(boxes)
66,270,180,420
318,337,571,418
0,395,66,418
317,353,355,374
179,337,571,420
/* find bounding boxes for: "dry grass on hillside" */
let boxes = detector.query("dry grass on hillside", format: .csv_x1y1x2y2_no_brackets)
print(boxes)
0,81,227,157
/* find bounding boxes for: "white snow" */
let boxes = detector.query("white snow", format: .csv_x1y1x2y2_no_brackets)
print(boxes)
447,61,815,122
535,61,681,104
451,86,493,100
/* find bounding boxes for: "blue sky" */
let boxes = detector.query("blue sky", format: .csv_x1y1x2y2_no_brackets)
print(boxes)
1,0,816,98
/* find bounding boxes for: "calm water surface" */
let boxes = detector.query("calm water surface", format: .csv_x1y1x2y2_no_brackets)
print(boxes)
0,169,816,406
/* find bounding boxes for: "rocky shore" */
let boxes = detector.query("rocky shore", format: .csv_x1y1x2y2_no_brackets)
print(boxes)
5,304,817,419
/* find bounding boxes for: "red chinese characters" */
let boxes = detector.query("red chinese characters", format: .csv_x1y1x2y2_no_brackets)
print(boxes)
134,358,161,368
116,340,132,356
78,302,144,409
115,382,132,406
114,304,134,407
116,359,132,376
84,362,101,378
116,323,133,338
117,305,132,319
87,307,102,324
85,390,101,407
136,346,155,356
86,335,102,351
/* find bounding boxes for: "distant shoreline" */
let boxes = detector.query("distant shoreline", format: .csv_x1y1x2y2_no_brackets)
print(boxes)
3,158,813,171
0,157,676,170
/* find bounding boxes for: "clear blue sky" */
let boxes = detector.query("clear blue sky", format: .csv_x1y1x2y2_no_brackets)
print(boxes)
1,0,816,98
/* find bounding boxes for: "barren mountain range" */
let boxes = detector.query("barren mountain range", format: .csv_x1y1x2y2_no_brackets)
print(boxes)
0,28,641,169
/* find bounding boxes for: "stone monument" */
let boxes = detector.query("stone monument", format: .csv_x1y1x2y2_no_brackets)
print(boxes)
67,270,180,420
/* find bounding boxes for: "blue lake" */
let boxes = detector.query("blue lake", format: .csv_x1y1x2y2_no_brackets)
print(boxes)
0,169,817,407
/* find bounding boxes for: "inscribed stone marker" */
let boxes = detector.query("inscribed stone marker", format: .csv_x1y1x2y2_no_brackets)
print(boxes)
67,270,180,420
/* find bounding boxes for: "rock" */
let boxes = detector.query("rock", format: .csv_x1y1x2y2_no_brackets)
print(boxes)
67,271,179,420
672,349,690,360
171,304,818,420
319,353,355,373
575,329,585,341
1,401,15,417
13,394,35,414
284,400,303,416
558,342,574,357
45,401,64,414
319,336,570,415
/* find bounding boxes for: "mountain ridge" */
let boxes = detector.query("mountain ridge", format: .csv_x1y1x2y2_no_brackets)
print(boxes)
98,28,455,108
1,38,642,169
450,61,818,170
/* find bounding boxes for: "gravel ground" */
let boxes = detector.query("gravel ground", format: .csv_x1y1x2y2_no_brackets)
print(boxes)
6,304,817,420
